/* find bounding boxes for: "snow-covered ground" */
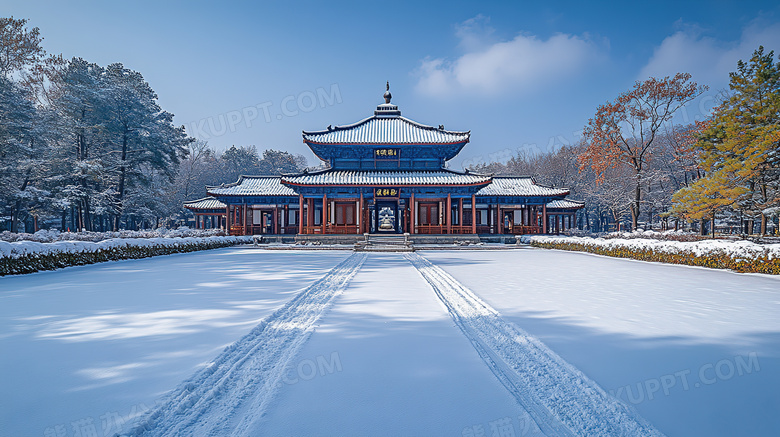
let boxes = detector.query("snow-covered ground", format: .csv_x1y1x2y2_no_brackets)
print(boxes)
2,246,778,436
0,248,350,437
424,248,780,436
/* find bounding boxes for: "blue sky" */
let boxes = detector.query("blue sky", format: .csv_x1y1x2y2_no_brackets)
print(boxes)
5,0,780,169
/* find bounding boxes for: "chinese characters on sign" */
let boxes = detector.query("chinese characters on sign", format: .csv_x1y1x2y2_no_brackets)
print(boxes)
374,148,400,159
374,188,399,198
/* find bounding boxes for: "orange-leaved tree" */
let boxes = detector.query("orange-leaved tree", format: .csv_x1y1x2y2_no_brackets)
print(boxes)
580,73,706,230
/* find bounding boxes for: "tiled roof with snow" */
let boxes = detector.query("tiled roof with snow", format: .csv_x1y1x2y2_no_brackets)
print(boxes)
546,199,585,209
183,197,226,210
207,176,298,196
302,116,470,145
476,177,570,197
282,170,490,186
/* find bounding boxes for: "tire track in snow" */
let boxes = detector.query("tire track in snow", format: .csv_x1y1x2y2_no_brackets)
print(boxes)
405,252,664,437
124,252,367,437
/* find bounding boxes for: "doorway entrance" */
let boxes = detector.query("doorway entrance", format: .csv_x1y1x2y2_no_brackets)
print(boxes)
374,201,399,233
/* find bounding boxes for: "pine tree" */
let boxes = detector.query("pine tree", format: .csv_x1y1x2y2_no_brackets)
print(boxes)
102,63,190,230
672,47,780,235
0,76,37,232
50,58,110,231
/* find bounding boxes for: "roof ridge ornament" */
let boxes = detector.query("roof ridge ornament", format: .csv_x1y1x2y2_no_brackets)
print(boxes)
375,81,401,117
384,81,392,104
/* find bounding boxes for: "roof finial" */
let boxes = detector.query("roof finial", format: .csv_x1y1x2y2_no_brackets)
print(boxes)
383,81,392,104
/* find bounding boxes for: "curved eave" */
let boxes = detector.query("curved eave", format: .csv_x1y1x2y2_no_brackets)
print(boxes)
281,180,491,188
183,197,227,210
301,114,375,136
303,139,469,146
205,175,298,197
280,169,492,188
301,115,470,136
301,115,470,149
183,206,225,211
546,200,586,210
304,140,469,163
206,192,296,197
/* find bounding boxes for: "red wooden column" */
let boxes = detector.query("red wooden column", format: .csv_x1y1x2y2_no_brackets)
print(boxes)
471,194,477,234
535,206,539,229
410,192,416,234
446,193,452,234
489,204,494,234
542,204,548,234
322,193,328,234
307,198,314,234
497,204,503,234
359,191,364,234
298,195,304,234
458,198,463,234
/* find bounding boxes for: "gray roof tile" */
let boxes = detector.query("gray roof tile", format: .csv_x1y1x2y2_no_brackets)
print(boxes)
302,116,470,145
282,170,490,186
183,197,226,210
476,177,570,197
207,176,298,196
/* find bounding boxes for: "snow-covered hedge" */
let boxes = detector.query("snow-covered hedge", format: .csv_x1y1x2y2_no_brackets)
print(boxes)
0,227,225,243
1,236,251,276
602,229,707,242
520,235,780,275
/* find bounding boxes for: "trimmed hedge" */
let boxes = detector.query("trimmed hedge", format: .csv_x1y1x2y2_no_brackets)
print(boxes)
1,236,252,276
521,236,780,275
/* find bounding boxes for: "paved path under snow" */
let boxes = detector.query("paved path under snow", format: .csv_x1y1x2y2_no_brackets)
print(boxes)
0,249,350,437
128,253,367,436
424,248,780,437
255,253,532,436
406,252,662,436
5,247,776,436
141,251,661,436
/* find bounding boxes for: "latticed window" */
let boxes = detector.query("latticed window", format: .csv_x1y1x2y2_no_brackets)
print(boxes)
335,203,356,225
418,203,439,225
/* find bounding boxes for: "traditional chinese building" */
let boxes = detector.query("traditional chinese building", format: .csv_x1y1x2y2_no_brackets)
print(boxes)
185,85,583,236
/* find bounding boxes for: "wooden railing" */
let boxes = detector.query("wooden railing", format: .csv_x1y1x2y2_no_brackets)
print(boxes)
447,225,473,234
302,224,360,235
412,225,479,234
414,225,444,234
230,224,299,235
505,225,542,235
274,224,544,236
326,224,360,234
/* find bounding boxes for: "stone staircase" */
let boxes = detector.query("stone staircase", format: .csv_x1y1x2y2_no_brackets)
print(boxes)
354,233,415,252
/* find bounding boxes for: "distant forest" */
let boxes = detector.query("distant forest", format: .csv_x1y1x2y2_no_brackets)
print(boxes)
468,49,780,236
0,17,306,233
2,17,778,235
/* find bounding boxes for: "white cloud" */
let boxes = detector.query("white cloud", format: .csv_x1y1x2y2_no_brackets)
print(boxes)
454,14,497,52
415,18,605,97
639,21,780,88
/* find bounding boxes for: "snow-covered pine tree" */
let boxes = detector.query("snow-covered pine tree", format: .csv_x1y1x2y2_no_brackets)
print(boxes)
101,63,190,231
